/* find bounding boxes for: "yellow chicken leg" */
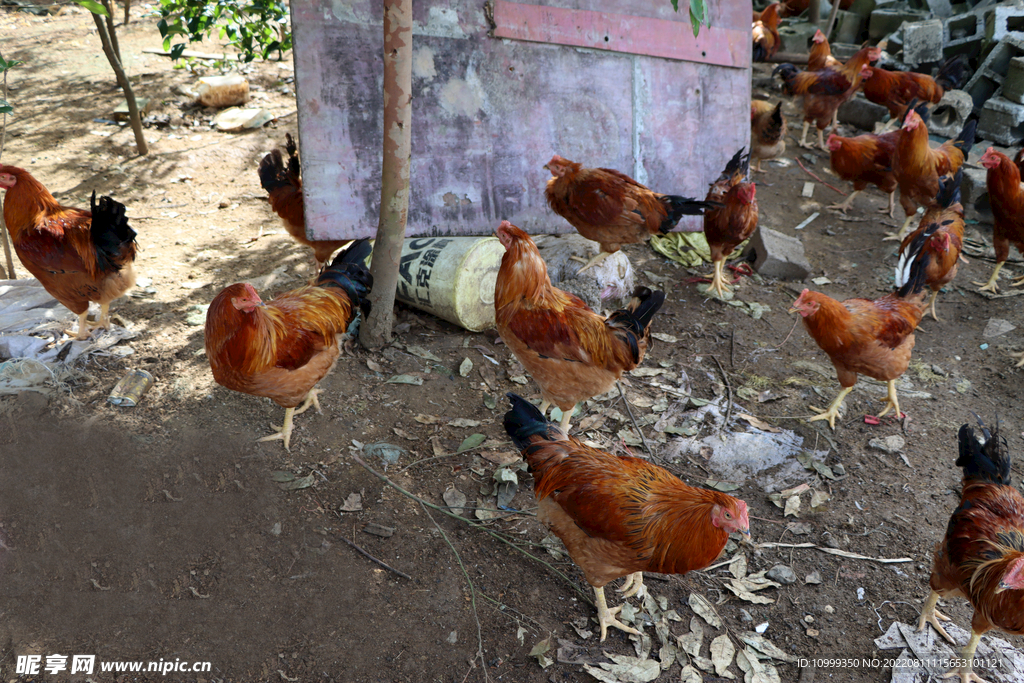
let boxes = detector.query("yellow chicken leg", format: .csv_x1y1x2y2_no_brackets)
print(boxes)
260,407,297,451
828,190,860,213
876,379,903,419
941,630,988,683
707,259,733,299
916,590,955,645
617,572,645,599
594,585,640,642
817,128,827,152
576,250,612,274
74,311,96,340
883,213,916,242
259,388,322,451
1012,351,1024,368
807,386,853,430
1012,273,1024,287
798,121,811,149
926,290,941,321
883,191,895,218
974,262,1004,294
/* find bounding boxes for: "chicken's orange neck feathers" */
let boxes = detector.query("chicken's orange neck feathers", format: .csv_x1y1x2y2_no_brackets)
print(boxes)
986,152,1022,193
798,292,854,347
0,166,65,239
496,237,558,305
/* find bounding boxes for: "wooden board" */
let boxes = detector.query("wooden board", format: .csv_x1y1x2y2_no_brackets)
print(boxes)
291,0,751,239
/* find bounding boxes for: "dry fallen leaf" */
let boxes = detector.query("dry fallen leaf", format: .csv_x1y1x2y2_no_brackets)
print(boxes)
459,357,473,377
783,495,801,518
729,554,748,580
339,492,362,512
414,414,441,424
392,427,417,441
583,653,661,683
677,617,704,657
710,634,736,679
688,593,723,628
737,413,782,433
366,359,383,373
448,418,481,428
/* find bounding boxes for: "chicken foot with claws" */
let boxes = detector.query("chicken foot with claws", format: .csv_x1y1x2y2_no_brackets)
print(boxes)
594,585,640,642
259,387,322,451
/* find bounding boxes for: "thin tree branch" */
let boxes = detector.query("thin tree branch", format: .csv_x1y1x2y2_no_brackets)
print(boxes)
336,534,412,580
91,12,148,155
101,0,123,64
0,61,15,278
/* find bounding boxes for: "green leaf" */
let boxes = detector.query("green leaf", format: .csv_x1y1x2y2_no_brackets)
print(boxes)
456,433,487,454
0,102,12,115
73,0,110,16
689,0,706,37
671,0,679,9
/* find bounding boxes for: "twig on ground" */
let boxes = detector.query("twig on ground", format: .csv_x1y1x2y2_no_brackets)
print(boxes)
351,454,593,605
336,534,412,580
768,316,800,352
795,157,846,196
422,501,489,683
616,380,651,455
397,452,465,474
710,355,733,434
757,541,911,563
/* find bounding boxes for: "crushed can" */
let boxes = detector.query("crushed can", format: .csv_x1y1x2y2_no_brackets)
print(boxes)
108,369,154,407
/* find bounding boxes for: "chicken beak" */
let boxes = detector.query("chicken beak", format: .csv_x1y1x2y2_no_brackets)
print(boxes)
737,530,754,547
542,163,550,171
787,306,799,315
996,581,1009,594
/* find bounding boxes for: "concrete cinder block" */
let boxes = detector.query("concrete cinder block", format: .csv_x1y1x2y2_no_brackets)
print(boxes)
1003,57,1024,104
902,19,944,65
868,8,928,40
848,0,877,18
837,96,889,130
778,22,821,53
978,96,1024,145
743,227,812,281
965,36,1024,108
929,89,975,137
834,10,864,44
960,167,989,207
990,5,1024,44
924,0,954,18
943,10,988,61
830,42,863,61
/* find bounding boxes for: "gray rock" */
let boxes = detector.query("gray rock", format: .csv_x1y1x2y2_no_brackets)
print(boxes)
869,435,905,454
743,226,812,281
837,96,889,131
740,609,754,623
767,564,798,585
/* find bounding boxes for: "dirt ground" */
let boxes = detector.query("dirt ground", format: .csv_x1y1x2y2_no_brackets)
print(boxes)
1,5,1024,683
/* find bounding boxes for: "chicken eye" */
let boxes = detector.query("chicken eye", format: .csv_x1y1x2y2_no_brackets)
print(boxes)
724,511,733,520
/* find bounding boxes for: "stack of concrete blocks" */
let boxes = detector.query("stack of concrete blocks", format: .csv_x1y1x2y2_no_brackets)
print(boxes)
969,29,1024,144
942,7,988,61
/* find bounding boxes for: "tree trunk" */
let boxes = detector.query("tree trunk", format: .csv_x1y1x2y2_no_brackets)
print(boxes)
360,0,412,348
91,12,148,156
808,0,820,25
102,0,123,63
123,0,131,25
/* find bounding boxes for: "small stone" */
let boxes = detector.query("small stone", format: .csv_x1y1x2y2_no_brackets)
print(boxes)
806,628,819,637
824,605,835,614
739,609,754,623
270,522,282,536
743,227,813,281
983,318,1016,339
804,614,815,623
805,571,822,585
869,435,905,454
931,364,947,377
362,523,395,538
767,564,797,585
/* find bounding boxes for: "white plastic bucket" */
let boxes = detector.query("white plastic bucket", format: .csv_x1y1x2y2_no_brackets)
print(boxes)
369,237,504,332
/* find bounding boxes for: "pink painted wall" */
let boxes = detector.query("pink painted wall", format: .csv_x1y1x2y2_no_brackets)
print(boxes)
291,0,751,240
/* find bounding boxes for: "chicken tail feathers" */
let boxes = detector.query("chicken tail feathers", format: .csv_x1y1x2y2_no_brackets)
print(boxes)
772,63,799,93
258,136,301,194
604,287,666,362
658,196,719,233
316,239,373,314
894,234,931,298
936,167,963,208
752,42,768,63
766,101,785,138
953,117,978,156
935,55,966,91
504,393,564,448
89,191,137,272
956,416,1011,487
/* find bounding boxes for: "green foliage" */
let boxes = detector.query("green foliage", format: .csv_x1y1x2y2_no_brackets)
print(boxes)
0,52,24,115
156,0,292,63
72,0,110,16
671,0,709,38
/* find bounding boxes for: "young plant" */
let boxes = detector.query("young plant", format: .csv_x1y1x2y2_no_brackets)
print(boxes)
157,0,292,63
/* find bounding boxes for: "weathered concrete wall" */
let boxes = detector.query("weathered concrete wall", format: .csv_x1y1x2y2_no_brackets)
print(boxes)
292,0,751,239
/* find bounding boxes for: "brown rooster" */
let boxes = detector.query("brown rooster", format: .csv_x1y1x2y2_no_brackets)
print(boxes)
974,148,1024,294
888,111,976,242
752,2,781,62
205,240,372,450
826,131,900,217
504,393,751,641
895,169,963,320
860,56,964,121
702,149,758,299
258,134,351,270
788,245,929,429
494,221,664,432
544,155,715,272
773,45,881,150
0,165,137,339
918,418,1024,683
